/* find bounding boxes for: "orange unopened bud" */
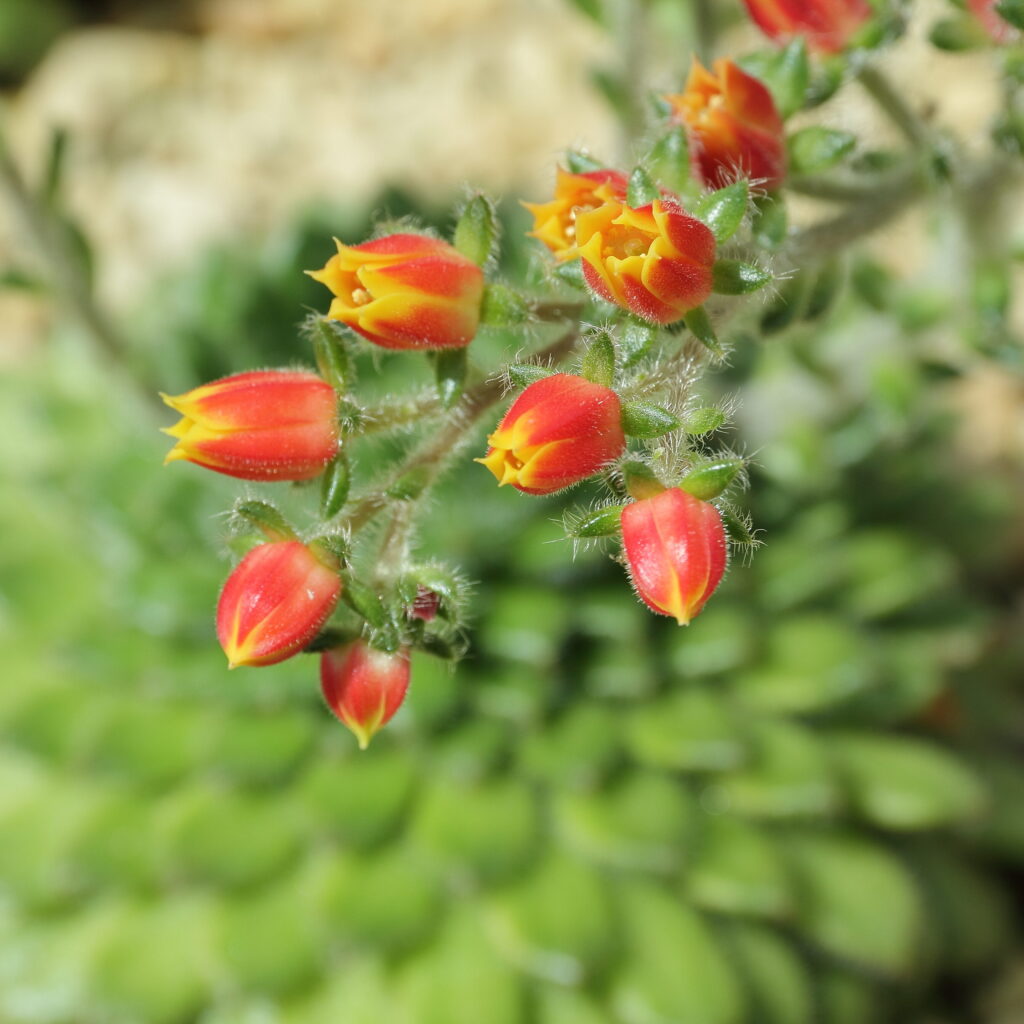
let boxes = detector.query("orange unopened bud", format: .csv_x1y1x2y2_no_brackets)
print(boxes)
741,0,872,53
320,641,411,749
161,370,340,481
306,233,484,351
667,59,786,191
575,196,716,324
216,541,342,668
621,487,727,625
476,373,626,495
522,167,629,258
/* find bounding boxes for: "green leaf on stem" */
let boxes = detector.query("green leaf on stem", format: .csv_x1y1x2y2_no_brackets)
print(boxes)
683,305,721,354
693,181,749,243
232,500,296,542
627,166,659,208
554,259,587,289
566,149,604,174
620,401,680,439
430,349,468,409
787,127,857,175
313,317,356,392
720,505,758,548
619,322,658,368
712,259,772,295
565,505,625,538
581,330,616,387
739,39,809,120
752,194,788,250
648,127,690,193
454,193,499,267
805,258,844,320
342,578,389,630
480,283,530,326
929,16,987,50
682,407,726,436
320,453,350,519
679,459,744,500
508,363,554,389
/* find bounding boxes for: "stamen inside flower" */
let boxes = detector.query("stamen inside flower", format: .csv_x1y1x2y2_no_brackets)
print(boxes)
351,287,372,306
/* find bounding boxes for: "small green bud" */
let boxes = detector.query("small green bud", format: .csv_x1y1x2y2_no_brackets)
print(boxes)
693,181,749,243
712,258,773,295
787,127,856,174
682,407,726,435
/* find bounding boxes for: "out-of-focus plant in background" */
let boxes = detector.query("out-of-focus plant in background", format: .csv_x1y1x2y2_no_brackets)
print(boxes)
1,0,1024,1022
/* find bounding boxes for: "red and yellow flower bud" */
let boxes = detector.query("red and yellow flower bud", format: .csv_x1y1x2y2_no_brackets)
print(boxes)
575,196,716,324
161,370,340,481
621,487,727,625
320,641,411,749
306,233,484,351
216,540,342,668
666,59,786,191
522,167,629,259
741,0,872,53
476,373,626,495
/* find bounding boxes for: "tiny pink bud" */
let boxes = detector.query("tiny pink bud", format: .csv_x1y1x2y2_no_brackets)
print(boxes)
216,540,341,668
320,641,411,749
621,487,727,624
476,373,626,495
161,370,340,481
409,585,441,622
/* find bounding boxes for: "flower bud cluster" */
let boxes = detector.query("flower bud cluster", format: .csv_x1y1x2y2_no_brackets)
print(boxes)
159,0,894,745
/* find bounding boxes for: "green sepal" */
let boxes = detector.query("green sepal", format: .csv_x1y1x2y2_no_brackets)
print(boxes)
620,321,659,368
738,38,809,120
454,193,499,267
805,258,844,321
620,401,680,439
648,126,690,193
312,317,356,392
429,348,468,409
308,531,349,571
805,55,845,108
693,181,749,244
627,166,659,208
752,194,788,250
787,127,857,175
415,631,469,661
232,500,296,542
581,330,616,387
622,460,666,501
554,259,587,289
719,505,758,547
320,453,351,519
405,564,465,620
564,504,626,538
712,259,772,295
679,459,744,501
335,397,364,435
566,149,604,174
480,283,530,326
342,578,389,629
683,305,722,354
386,465,432,502
929,15,987,50
508,363,554,389
682,407,726,436
996,0,1024,29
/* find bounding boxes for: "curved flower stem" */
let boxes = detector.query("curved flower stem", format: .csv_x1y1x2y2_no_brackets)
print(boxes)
787,169,915,203
857,64,933,152
360,389,442,433
344,326,579,533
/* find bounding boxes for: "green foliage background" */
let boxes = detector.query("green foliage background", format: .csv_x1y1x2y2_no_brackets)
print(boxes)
1,197,1023,1024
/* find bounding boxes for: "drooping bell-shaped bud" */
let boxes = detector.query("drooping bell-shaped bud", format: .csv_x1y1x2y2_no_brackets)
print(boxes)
320,640,411,749
621,487,728,624
216,540,342,668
